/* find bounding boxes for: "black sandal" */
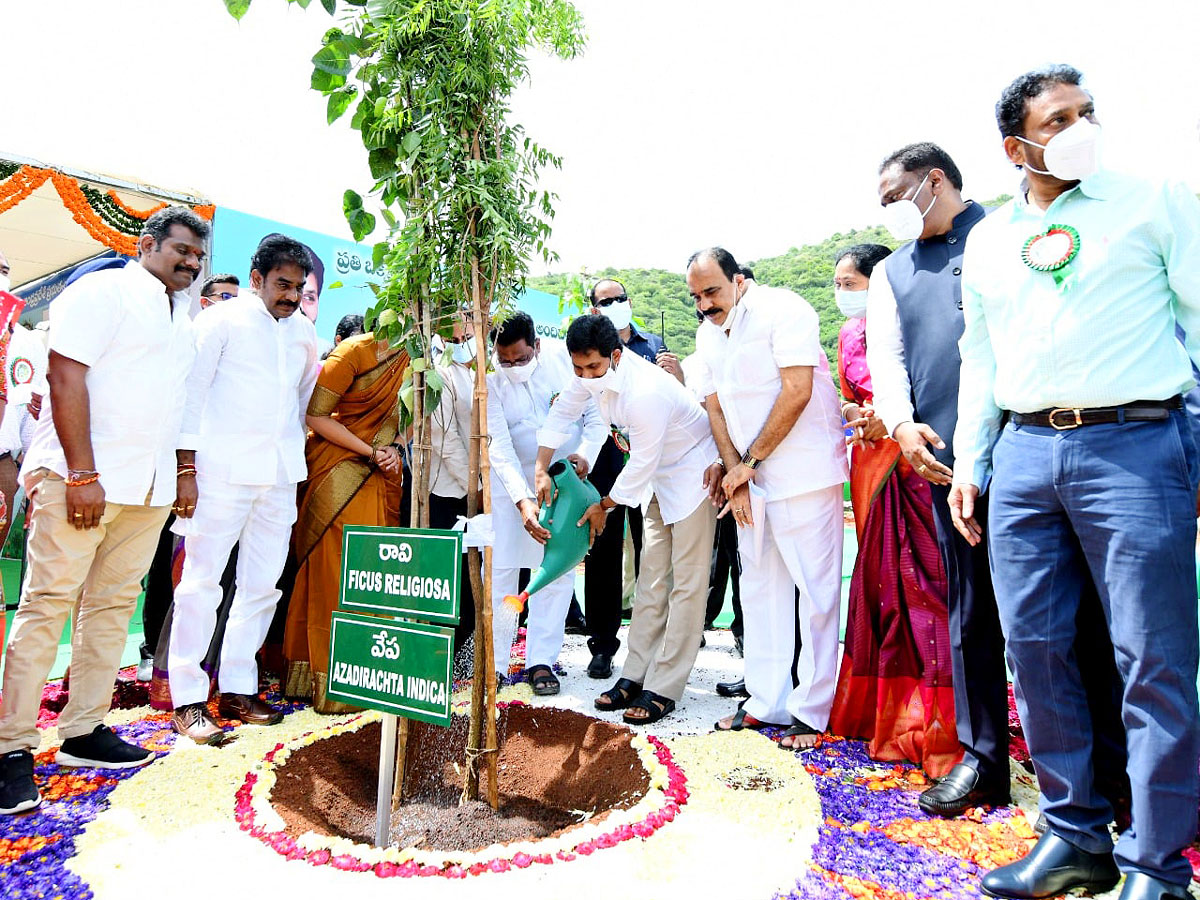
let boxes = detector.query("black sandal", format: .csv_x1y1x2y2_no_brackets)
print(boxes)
622,690,675,725
526,664,560,696
594,678,642,711
714,705,770,732
778,719,821,749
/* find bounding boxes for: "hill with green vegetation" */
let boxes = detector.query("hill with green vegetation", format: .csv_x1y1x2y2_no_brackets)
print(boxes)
527,225,897,365
528,197,1016,366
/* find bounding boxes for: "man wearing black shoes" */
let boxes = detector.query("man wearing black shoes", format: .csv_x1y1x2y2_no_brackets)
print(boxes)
0,207,208,814
866,143,1010,816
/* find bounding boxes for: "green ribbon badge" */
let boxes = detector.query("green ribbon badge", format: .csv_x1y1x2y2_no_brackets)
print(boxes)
1022,224,1081,290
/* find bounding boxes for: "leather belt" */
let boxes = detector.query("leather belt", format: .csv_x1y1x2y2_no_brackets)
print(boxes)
1010,396,1182,431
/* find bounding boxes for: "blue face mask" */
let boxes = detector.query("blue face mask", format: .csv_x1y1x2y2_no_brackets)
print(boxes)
451,337,476,365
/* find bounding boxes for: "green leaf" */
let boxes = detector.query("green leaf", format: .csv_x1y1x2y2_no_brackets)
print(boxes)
312,42,351,76
347,207,377,242
310,68,347,92
327,88,356,124
342,189,364,213
401,131,422,156
290,0,312,8
327,280,344,290
367,147,397,180
411,356,427,373
320,0,337,12
222,0,252,19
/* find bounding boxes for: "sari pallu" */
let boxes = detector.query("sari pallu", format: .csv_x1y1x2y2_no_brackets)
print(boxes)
282,334,408,714
827,319,959,777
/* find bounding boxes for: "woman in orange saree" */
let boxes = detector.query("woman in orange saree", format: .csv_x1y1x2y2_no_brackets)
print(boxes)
283,332,408,713
826,244,959,778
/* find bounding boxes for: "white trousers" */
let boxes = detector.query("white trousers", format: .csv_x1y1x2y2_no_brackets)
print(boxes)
738,484,843,729
168,475,298,706
491,566,574,672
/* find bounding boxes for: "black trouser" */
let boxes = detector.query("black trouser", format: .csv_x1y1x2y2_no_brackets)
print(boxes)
140,515,177,659
429,492,477,654
583,438,641,657
928,484,1009,777
704,513,742,638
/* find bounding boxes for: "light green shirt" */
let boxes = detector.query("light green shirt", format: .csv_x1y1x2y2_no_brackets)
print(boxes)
954,171,1200,488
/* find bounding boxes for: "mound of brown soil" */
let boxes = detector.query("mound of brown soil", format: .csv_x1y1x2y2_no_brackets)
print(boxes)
271,705,650,852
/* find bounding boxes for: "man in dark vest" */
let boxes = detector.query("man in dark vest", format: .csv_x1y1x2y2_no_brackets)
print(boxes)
864,142,1009,816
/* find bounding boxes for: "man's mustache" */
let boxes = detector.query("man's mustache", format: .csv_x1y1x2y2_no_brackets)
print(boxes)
701,306,722,318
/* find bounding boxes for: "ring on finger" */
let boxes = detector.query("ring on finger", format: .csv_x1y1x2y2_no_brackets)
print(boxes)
918,464,928,473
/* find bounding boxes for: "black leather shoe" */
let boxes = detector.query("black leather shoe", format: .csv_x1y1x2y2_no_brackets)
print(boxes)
981,831,1119,899
716,678,748,698
918,762,1010,817
1118,872,1191,900
586,653,613,679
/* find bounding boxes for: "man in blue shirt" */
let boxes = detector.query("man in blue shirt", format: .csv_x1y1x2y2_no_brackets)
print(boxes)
952,65,1200,900
582,278,672,679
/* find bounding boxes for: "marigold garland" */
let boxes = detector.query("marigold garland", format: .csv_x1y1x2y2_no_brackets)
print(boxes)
0,164,213,255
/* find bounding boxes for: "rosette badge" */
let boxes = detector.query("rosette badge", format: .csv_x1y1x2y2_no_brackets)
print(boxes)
1021,224,1081,289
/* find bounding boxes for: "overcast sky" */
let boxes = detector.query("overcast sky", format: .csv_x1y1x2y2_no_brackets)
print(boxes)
5,0,1200,274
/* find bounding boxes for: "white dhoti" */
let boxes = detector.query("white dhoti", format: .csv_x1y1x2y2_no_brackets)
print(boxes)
737,483,843,729
168,473,298,706
489,490,575,672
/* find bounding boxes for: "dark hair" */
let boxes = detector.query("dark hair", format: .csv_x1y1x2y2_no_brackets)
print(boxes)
835,244,892,279
141,206,211,249
587,277,626,305
200,273,239,296
492,310,536,348
738,266,755,281
262,233,323,293
565,313,621,357
686,246,740,281
251,234,313,281
995,64,1085,138
336,313,365,341
878,142,964,191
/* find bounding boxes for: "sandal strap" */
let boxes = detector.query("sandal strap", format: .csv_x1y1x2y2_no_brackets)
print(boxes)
781,720,820,737
612,678,641,696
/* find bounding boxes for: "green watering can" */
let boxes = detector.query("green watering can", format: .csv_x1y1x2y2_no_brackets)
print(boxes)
503,459,602,613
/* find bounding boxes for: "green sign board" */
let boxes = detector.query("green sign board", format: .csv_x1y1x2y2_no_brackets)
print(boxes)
325,611,454,726
339,525,462,626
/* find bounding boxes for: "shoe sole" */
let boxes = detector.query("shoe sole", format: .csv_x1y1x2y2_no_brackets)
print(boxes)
587,669,612,680
173,724,226,745
0,795,42,815
919,795,1012,817
980,875,1119,899
55,750,155,769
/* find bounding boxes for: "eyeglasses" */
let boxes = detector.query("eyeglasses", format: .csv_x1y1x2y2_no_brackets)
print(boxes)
203,291,236,301
496,352,535,368
593,294,628,308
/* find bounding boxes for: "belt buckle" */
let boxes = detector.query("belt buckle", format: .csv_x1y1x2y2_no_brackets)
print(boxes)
1048,407,1083,430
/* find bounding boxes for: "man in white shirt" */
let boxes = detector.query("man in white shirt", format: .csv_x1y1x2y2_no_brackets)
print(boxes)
535,314,720,723
0,207,207,815
429,315,479,653
689,247,848,749
486,312,605,694
167,235,318,743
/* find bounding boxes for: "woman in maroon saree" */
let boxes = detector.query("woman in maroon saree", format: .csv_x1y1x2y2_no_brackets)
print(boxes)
827,244,959,778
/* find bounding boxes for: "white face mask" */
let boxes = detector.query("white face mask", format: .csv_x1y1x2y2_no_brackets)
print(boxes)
451,336,476,366
1017,119,1101,183
599,299,632,331
498,352,538,384
0,274,10,293
579,356,618,397
882,171,936,242
836,288,869,319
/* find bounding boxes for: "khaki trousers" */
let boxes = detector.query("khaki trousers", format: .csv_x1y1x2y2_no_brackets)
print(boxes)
0,470,169,751
620,494,717,702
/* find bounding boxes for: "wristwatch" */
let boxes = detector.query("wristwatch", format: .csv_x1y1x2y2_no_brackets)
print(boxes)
740,451,762,470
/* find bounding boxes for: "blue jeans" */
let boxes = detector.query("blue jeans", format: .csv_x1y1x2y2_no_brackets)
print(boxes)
989,410,1199,885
